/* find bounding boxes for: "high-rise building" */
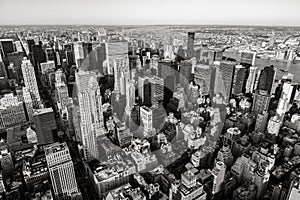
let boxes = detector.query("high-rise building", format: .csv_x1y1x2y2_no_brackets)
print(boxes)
32,44,47,73
257,65,276,94
76,70,104,161
254,169,270,199
45,48,56,62
255,111,269,132
214,61,235,102
105,41,128,75
125,79,135,112
45,142,82,199
276,82,297,117
158,60,178,80
0,39,15,55
267,116,281,136
246,66,258,94
22,87,34,122
231,65,247,96
96,43,106,73
21,58,41,108
252,90,271,114
74,41,84,68
180,60,193,88
171,170,207,200
140,106,153,137
56,82,69,115
197,47,223,66
187,32,195,59
113,57,129,95
0,93,27,129
212,161,226,196
138,76,151,105
194,64,212,95
33,107,57,144
240,51,256,66
149,76,164,106
40,60,56,75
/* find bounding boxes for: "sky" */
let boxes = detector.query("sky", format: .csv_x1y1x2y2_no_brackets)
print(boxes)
1,0,300,26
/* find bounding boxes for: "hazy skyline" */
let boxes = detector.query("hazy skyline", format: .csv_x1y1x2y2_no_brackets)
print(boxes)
1,0,300,26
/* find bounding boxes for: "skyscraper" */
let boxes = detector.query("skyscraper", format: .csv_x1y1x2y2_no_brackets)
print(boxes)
96,43,106,73
252,90,271,114
105,41,128,75
180,60,193,88
231,65,247,96
138,76,152,105
257,65,276,94
276,82,297,117
194,64,212,96
21,58,41,108
76,70,104,161
125,79,135,112
0,39,15,55
22,87,34,122
33,107,57,144
74,41,84,68
140,106,153,137
149,76,164,106
0,93,27,129
246,66,258,94
212,161,226,196
198,47,223,66
240,51,256,66
113,57,129,95
187,32,195,59
45,142,82,199
214,61,235,102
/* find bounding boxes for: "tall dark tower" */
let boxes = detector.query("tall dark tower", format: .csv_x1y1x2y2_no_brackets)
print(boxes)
187,32,195,59
257,65,275,94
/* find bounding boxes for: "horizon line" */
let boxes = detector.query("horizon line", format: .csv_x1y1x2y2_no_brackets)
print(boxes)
0,23,300,28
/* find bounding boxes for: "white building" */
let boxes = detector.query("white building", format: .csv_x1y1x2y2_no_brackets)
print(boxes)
45,142,81,199
140,106,153,137
267,116,281,136
211,161,226,195
76,70,105,161
125,79,135,114
21,58,41,108
277,82,296,117
246,66,258,94
0,93,27,129
113,57,129,95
